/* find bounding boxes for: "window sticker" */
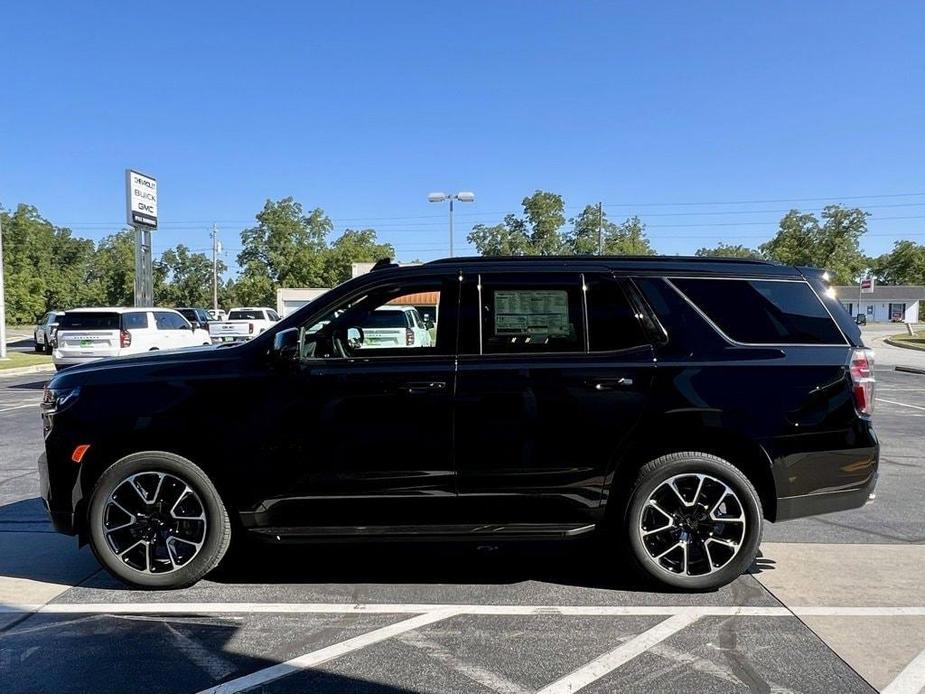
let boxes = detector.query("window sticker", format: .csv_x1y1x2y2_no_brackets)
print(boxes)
494,290,570,337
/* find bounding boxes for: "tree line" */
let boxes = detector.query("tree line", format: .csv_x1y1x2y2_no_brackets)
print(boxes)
3,191,924,325
469,190,925,289
0,197,393,324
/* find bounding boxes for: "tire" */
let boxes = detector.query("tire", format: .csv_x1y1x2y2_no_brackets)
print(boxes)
44,341,53,355
87,451,231,589
34,340,43,353
623,452,762,591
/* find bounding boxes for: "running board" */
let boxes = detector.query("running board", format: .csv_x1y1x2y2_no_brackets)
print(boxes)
247,522,597,543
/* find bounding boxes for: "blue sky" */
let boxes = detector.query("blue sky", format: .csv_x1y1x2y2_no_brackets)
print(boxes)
2,1,923,268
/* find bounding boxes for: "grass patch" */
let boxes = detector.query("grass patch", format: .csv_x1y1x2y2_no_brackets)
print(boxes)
889,332,925,351
0,351,53,370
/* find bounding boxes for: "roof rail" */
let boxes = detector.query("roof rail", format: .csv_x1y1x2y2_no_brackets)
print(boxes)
371,258,399,271
426,255,776,266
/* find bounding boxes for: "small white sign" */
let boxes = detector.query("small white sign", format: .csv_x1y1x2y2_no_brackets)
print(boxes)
861,277,875,294
125,169,158,228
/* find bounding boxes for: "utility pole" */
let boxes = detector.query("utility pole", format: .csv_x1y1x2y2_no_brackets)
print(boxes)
210,224,219,312
597,201,604,255
0,211,6,360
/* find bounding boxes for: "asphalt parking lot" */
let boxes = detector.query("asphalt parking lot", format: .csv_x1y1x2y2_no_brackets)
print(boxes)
1,357,923,693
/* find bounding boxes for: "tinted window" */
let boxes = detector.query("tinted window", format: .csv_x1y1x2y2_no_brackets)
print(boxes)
267,310,281,321
363,310,409,328
480,276,584,354
154,312,188,330
229,310,265,320
586,276,647,351
672,278,845,345
121,312,149,330
178,309,198,323
58,312,120,330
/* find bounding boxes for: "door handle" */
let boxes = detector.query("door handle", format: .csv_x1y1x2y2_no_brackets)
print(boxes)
587,377,633,391
399,381,447,394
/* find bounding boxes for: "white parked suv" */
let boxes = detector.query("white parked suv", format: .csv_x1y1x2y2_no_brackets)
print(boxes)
358,305,433,349
53,307,212,370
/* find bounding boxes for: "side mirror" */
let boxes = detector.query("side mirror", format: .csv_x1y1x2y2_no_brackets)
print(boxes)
272,328,300,362
190,321,201,330
347,327,364,349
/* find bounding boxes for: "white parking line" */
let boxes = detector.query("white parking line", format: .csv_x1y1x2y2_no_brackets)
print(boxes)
877,398,925,412
2,602,925,617
883,645,925,694
536,611,702,694
196,608,459,694
0,403,39,414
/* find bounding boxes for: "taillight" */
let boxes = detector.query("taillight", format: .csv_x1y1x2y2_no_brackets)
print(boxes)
406,328,414,346
120,329,132,348
249,322,255,334
849,348,875,415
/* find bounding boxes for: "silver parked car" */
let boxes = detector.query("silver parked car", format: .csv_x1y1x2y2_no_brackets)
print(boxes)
34,310,64,354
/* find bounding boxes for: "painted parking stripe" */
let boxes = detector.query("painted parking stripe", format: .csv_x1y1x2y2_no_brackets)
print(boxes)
2,602,924,617
0,403,40,414
883,646,925,694
196,608,459,694
536,611,702,694
877,398,925,412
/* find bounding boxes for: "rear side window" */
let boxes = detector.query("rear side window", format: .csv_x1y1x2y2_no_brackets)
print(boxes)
121,312,149,330
671,278,845,345
585,276,648,351
58,312,120,330
480,276,584,354
363,310,409,329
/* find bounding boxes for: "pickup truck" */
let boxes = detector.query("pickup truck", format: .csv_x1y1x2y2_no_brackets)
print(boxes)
208,307,281,343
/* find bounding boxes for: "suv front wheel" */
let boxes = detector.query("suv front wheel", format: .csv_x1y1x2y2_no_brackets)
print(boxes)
87,452,231,589
624,452,763,591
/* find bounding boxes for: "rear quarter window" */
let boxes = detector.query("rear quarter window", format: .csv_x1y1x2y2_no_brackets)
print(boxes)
121,312,149,330
671,278,846,345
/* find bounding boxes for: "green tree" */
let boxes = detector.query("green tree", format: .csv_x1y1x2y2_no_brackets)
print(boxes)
0,204,98,323
871,240,925,285
237,197,333,291
694,243,761,259
468,191,566,256
566,206,655,255
321,228,394,286
158,244,226,307
761,206,869,284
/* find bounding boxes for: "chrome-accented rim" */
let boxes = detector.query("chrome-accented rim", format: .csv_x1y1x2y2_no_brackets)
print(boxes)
639,473,746,577
103,472,207,574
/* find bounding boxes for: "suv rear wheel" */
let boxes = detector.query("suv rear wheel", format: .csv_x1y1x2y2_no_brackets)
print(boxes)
624,452,762,591
87,452,231,589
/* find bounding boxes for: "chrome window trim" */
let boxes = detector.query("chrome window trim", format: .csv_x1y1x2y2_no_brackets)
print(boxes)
665,276,849,348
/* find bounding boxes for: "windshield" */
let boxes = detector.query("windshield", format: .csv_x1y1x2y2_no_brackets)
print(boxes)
57,312,120,330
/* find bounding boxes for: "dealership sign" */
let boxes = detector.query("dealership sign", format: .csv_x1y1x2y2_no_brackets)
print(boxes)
125,169,158,228
860,277,875,294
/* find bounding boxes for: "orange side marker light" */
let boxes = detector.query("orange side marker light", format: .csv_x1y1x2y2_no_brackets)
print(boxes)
71,444,91,464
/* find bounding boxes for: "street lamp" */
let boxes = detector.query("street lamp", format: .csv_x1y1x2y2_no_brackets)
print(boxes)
427,191,475,257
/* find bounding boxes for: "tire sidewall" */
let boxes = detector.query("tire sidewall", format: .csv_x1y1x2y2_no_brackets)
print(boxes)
625,454,763,591
87,452,229,589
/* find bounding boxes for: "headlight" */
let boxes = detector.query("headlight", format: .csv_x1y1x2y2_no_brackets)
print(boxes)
41,385,81,413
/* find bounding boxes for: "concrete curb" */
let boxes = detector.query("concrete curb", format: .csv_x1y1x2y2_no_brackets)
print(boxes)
884,338,925,353
0,363,55,379
895,365,925,376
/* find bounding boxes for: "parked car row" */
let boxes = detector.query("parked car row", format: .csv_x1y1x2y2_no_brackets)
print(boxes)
38,306,281,367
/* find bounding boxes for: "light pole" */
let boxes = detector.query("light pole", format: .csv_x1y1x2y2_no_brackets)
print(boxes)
427,191,475,257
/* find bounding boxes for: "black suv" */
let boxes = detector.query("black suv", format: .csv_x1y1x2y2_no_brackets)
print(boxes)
38,257,878,590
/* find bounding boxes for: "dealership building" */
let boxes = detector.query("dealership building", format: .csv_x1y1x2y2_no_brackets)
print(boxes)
834,285,925,323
